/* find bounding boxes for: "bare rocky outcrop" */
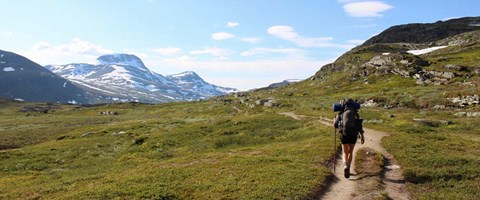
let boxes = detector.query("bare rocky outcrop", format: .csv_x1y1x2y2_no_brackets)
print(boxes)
448,95,480,107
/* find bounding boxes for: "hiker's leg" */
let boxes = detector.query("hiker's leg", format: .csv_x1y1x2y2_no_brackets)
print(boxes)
347,144,355,166
342,144,349,164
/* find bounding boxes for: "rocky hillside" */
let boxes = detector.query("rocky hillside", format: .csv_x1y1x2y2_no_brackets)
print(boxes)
307,17,480,109
0,50,93,104
363,17,480,45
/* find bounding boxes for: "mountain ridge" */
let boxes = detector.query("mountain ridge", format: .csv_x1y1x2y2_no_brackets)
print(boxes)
45,54,239,103
0,49,93,104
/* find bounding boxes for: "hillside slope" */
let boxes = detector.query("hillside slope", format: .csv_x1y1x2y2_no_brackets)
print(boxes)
0,50,92,104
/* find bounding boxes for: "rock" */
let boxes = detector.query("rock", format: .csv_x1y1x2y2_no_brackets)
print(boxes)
474,68,480,75
448,95,479,106
112,131,126,136
413,118,441,127
233,92,248,98
56,135,67,140
362,99,378,107
255,98,278,107
81,132,93,138
385,165,401,170
433,105,446,110
455,112,480,117
99,110,119,115
132,137,146,145
441,72,456,79
444,64,459,70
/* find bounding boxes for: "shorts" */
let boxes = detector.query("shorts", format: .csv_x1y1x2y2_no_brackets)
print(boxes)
340,133,358,144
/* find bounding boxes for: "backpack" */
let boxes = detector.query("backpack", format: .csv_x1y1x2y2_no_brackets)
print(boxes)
339,105,362,136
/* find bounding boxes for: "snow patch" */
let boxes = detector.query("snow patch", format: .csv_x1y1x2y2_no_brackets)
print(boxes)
69,80,116,94
0,54,3,57
68,100,78,104
63,82,67,88
469,23,480,27
169,71,196,78
3,67,15,72
14,98,24,102
382,52,391,55
407,46,448,55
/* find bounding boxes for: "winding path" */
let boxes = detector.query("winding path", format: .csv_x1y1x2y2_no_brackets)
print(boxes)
280,112,410,200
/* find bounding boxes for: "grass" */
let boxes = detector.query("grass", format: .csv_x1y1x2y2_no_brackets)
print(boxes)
0,100,335,199
248,56,480,199
1,30,479,199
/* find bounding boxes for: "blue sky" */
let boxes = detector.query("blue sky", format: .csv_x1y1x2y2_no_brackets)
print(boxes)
1,0,479,90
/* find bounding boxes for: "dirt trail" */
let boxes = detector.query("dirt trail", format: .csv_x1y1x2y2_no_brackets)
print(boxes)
280,112,410,200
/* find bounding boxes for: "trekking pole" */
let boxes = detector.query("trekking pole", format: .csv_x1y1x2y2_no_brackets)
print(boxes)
333,127,336,173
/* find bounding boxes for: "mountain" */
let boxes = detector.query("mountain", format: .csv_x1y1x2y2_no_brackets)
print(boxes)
0,49,92,104
363,17,480,45
166,71,238,97
266,79,301,89
46,54,238,103
306,17,480,108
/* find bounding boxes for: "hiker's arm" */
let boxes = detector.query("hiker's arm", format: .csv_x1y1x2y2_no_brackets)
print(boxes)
333,114,340,128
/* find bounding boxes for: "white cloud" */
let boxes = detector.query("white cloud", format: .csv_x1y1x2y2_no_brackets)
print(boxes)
267,25,353,49
342,1,393,17
240,47,306,59
190,47,233,59
212,32,235,40
153,47,183,56
267,26,299,40
122,49,150,60
227,22,240,27
346,39,365,44
19,38,112,65
240,37,262,43
145,57,333,91
1,31,13,36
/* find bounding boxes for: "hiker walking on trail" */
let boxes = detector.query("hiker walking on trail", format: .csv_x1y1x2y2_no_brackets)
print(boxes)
334,99,365,179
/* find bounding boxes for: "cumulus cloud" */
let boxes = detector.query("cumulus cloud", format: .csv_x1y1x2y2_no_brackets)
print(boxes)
190,47,233,59
212,32,235,40
227,22,240,27
345,39,365,44
240,37,262,43
240,47,306,59
19,38,112,65
342,1,393,17
153,47,183,56
1,31,13,36
267,25,352,49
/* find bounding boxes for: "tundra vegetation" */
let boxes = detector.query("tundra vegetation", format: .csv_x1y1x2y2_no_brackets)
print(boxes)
1,23,480,200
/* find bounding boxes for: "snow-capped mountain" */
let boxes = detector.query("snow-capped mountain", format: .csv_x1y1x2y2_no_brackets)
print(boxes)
45,54,237,103
167,71,238,97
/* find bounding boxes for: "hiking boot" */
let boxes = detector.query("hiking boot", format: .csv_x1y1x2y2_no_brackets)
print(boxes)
344,166,350,179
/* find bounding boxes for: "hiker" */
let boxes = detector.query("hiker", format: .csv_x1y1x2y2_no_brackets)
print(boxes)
334,99,365,178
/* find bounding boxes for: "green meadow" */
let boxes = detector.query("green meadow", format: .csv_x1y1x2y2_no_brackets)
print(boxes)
0,100,334,199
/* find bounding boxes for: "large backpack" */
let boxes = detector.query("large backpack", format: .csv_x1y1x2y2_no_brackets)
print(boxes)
340,106,361,136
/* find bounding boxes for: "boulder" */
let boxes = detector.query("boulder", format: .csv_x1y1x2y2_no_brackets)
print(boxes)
441,72,456,79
